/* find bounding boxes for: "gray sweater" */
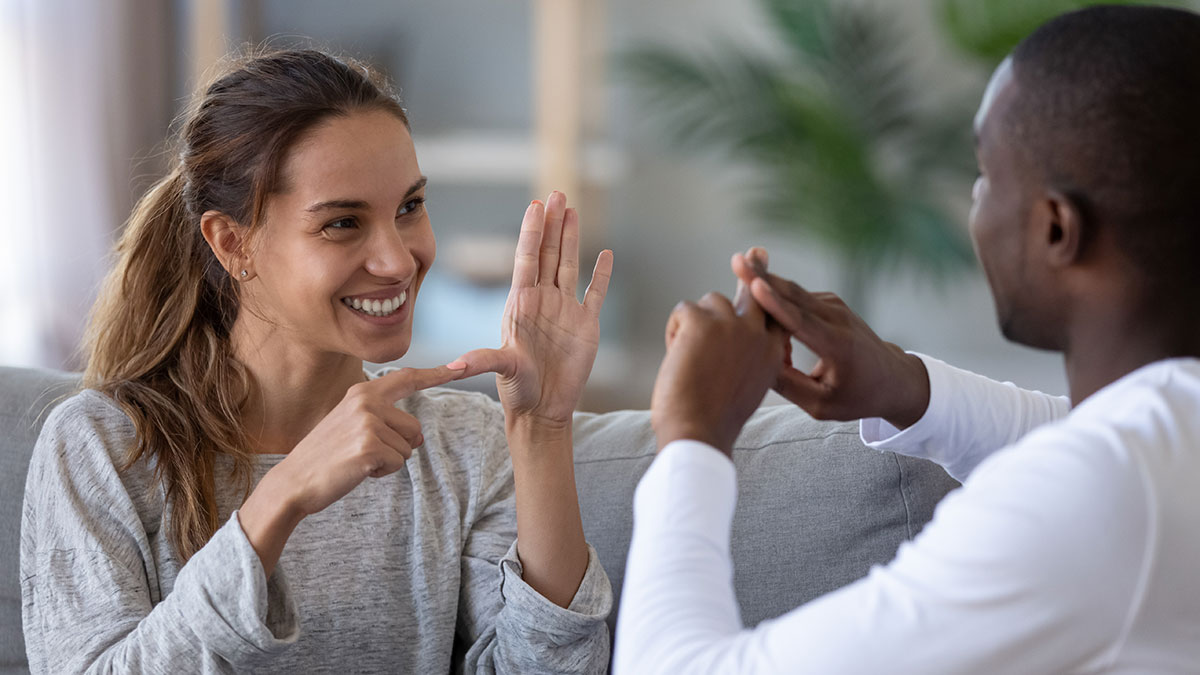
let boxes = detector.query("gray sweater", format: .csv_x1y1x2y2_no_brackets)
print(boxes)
19,385,612,674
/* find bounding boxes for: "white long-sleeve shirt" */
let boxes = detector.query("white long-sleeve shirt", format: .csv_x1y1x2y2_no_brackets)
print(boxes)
615,355,1200,674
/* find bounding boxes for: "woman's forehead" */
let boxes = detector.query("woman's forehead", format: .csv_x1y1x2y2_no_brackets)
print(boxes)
279,110,419,203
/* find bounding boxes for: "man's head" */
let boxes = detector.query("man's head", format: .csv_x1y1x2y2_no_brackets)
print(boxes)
968,5,1200,350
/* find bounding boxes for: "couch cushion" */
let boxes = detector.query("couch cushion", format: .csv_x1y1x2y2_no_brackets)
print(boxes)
571,405,959,636
0,367,80,674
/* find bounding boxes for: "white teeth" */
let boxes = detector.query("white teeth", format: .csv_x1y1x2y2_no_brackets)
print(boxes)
343,292,407,317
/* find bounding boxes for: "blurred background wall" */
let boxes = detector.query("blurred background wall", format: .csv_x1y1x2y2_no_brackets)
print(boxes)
7,0,1176,410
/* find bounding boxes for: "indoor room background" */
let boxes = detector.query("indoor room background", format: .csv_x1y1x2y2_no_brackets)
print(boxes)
3,0,1138,410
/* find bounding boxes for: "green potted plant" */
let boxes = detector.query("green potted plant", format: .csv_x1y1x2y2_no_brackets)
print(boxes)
623,0,979,314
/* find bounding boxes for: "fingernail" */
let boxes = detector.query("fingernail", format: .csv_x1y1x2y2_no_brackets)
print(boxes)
446,360,466,370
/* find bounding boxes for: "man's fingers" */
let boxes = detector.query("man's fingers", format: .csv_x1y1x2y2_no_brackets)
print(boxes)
583,250,614,314
731,252,758,287
512,200,545,289
697,291,735,316
774,365,829,415
376,365,465,402
733,276,750,313
732,253,754,314
665,310,682,349
558,207,581,296
750,278,835,355
664,299,699,349
538,191,567,286
761,272,835,320
447,347,518,380
746,246,769,273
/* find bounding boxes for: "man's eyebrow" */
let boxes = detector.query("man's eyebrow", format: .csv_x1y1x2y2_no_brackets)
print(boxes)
304,176,429,213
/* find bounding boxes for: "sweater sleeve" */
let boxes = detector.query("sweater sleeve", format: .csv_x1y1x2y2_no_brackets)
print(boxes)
19,393,299,674
454,401,612,674
859,353,1072,481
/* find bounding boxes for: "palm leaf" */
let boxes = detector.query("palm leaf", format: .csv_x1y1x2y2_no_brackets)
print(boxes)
620,0,978,311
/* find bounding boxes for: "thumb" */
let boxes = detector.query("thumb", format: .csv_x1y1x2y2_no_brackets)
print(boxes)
448,347,518,380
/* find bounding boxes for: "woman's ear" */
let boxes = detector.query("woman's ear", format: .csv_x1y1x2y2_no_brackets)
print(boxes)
200,211,255,281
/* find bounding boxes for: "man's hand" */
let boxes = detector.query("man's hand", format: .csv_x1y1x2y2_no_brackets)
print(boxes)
651,290,789,457
732,248,930,429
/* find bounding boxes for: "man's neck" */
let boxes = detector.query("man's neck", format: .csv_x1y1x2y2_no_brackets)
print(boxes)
1062,302,1200,406
230,319,366,454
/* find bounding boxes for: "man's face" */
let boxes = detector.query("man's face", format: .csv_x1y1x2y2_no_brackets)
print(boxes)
969,59,1057,349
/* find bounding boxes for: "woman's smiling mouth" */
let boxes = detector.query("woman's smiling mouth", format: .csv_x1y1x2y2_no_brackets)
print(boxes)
341,290,408,318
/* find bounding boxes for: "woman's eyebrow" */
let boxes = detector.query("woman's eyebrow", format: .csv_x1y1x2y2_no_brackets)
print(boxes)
306,198,369,213
403,176,428,199
305,176,428,213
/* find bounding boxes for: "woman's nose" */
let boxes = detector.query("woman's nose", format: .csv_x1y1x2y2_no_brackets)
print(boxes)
365,225,418,281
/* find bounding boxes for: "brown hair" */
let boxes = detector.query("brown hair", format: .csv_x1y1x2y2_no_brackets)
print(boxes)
83,48,409,560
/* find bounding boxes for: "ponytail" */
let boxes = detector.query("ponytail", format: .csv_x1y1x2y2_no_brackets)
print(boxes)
83,167,254,561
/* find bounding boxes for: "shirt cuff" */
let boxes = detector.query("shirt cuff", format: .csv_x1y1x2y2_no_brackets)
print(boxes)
169,512,299,663
859,353,953,456
498,539,614,641
633,440,738,554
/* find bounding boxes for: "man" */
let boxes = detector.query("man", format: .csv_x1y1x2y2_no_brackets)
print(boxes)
614,5,1200,673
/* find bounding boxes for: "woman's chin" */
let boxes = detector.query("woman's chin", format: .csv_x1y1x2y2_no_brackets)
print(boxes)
356,337,411,365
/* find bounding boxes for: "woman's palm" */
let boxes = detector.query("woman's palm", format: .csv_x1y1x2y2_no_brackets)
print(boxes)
453,193,613,424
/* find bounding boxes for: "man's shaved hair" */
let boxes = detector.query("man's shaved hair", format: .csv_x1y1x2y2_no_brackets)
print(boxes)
1008,5,1200,290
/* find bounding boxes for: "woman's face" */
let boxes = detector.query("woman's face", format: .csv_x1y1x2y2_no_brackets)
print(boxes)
245,108,435,364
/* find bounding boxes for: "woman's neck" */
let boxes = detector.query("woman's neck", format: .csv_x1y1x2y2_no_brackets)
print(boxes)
231,319,367,454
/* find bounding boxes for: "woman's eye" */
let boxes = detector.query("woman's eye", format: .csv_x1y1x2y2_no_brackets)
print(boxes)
324,217,357,230
398,197,426,217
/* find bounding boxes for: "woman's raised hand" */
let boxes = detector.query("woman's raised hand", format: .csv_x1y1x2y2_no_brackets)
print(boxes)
240,365,463,576
451,192,614,426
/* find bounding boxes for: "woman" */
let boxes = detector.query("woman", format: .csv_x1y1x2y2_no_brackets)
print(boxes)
19,49,615,673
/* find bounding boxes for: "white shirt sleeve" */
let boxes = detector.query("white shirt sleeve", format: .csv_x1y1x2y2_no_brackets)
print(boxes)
615,432,1153,674
860,354,1072,481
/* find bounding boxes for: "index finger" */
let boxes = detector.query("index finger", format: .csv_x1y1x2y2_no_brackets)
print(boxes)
511,200,546,289
750,277,836,355
756,271,835,321
732,252,777,331
374,365,465,402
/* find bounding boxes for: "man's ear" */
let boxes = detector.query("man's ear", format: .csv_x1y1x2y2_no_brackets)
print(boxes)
1035,189,1086,269
200,211,255,280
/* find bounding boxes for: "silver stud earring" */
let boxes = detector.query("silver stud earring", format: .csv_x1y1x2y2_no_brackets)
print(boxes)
240,269,248,278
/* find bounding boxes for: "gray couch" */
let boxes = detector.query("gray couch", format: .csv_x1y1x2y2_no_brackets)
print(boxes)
0,365,958,673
